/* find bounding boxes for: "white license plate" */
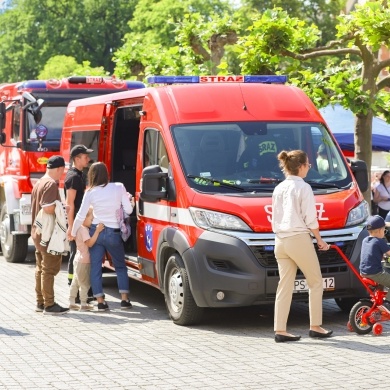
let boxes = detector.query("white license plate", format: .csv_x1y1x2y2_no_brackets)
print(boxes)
293,277,335,293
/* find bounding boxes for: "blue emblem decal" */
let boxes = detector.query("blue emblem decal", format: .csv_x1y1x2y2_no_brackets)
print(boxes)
145,224,153,252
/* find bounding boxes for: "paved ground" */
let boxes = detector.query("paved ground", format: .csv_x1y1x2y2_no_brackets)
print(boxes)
0,244,389,390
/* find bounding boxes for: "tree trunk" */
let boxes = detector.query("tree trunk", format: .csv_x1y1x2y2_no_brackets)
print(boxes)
209,32,237,73
355,51,376,208
354,112,373,206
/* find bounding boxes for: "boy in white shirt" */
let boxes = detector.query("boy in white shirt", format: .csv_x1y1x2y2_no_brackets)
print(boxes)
69,207,104,311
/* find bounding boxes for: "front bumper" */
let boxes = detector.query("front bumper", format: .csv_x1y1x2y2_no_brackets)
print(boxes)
182,226,367,308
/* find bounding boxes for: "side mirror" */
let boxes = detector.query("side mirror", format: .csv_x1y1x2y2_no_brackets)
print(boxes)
348,158,369,193
32,102,43,124
140,165,168,202
22,92,44,124
0,102,5,131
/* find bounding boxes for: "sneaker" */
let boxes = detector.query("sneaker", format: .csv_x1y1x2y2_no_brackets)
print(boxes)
97,302,109,312
43,303,70,315
80,304,94,312
87,294,104,303
121,300,133,310
35,304,44,312
69,303,80,310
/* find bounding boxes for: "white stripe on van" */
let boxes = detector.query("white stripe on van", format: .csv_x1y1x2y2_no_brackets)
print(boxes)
142,203,197,227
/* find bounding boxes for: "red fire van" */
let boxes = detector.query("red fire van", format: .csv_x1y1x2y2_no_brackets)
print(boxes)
60,75,369,325
0,76,144,263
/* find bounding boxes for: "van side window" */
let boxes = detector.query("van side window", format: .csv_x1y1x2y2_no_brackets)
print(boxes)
144,130,156,167
70,130,99,174
144,129,169,171
12,106,21,141
158,135,169,172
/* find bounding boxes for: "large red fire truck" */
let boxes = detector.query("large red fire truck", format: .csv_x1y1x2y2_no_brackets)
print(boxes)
59,75,370,325
0,76,144,263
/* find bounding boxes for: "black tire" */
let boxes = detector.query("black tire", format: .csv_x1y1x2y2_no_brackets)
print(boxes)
163,253,204,326
349,300,376,335
334,297,358,312
0,204,28,263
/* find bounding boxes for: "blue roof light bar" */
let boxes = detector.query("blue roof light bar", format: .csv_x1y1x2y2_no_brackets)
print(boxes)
148,76,200,84
147,75,287,85
17,81,47,91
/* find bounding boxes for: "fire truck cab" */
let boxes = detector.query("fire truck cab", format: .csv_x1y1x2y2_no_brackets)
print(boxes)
60,75,370,325
0,76,144,263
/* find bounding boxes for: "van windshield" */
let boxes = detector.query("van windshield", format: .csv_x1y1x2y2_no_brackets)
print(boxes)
172,122,352,193
25,105,67,152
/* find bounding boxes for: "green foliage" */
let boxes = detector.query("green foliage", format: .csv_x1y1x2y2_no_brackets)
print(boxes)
0,0,136,82
239,0,346,45
288,61,372,113
0,6,40,81
38,56,107,79
375,90,390,126
238,0,390,193
240,8,320,75
337,2,390,50
114,1,239,80
239,3,390,115
129,0,231,45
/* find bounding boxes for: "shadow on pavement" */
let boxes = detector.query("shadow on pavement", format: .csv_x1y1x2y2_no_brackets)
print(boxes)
0,327,29,336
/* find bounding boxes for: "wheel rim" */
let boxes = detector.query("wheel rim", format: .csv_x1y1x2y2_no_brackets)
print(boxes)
0,211,11,257
373,323,383,335
354,305,372,331
168,268,184,314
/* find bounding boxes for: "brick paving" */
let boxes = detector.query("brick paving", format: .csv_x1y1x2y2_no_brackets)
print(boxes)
0,244,389,389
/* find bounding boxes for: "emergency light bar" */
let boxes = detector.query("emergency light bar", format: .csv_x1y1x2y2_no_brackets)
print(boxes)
17,81,47,90
68,76,104,84
147,75,287,84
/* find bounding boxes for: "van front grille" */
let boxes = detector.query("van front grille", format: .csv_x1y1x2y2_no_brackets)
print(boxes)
251,241,355,269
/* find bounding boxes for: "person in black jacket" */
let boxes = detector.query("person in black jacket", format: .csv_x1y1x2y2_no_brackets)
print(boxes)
65,145,93,300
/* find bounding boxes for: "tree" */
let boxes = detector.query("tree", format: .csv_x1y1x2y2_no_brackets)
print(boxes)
0,5,40,81
128,0,230,44
38,56,107,80
239,2,390,203
113,0,235,79
239,0,346,45
0,0,137,82
114,0,347,80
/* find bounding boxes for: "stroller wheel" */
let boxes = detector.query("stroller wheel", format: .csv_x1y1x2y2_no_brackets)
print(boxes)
373,323,383,336
349,300,374,335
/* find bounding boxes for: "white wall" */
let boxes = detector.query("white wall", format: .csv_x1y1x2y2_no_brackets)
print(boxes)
372,151,390,169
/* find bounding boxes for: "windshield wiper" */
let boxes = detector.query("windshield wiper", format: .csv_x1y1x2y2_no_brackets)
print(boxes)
187,175,245,191
305,180,342,189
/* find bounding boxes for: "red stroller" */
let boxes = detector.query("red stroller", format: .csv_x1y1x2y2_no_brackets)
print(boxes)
330,244,390,336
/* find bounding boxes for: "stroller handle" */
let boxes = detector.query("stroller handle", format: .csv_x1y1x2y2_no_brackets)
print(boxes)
329,244,379,296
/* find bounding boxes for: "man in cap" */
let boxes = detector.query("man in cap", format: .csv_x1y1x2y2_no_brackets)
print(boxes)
360,215,390,312
65,145,93,304
31,155,69,314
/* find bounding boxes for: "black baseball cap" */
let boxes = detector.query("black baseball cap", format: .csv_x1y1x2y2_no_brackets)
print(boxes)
47,156,65,169
366,215,386,230
70,144,93,158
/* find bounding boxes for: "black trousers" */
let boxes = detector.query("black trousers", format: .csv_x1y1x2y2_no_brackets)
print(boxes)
378,206,389,219
67,240,77,285
371,201,379,215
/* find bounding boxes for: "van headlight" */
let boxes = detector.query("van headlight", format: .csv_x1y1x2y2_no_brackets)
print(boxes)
189,207,251,231
345,200,369,226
